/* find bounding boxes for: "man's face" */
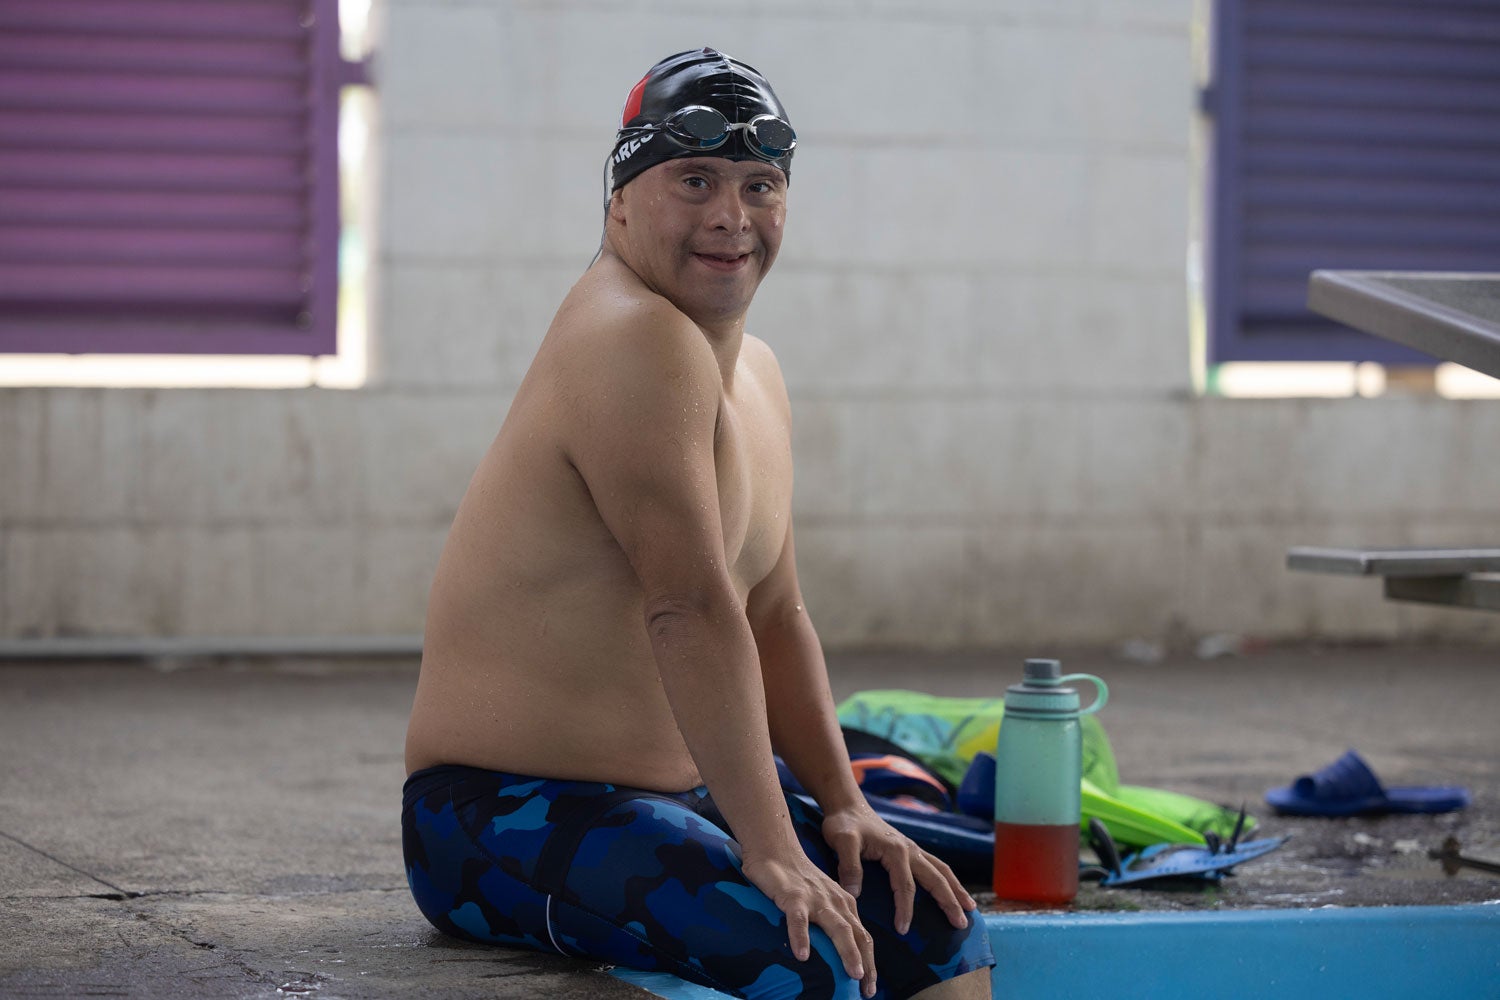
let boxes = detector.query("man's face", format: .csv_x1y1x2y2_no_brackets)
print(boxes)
610,157,787,327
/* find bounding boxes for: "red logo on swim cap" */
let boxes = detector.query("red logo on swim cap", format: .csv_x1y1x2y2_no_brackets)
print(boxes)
621,71,650,126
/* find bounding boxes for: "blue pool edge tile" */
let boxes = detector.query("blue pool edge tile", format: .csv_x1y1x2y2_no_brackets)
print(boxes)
611,903,1500,999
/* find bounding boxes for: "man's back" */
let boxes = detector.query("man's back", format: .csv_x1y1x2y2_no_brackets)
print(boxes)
404,254,794,791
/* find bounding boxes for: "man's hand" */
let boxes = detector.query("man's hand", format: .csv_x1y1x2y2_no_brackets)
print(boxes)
740,848,878,998
820,804,976,937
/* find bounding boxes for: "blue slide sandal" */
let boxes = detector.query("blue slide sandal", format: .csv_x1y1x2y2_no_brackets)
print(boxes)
1265,749,1470,817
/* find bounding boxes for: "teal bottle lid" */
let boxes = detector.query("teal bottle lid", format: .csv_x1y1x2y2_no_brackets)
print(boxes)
1004,658,1108,719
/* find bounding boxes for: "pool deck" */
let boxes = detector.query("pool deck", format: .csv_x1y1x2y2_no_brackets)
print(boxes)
2,642,1496,998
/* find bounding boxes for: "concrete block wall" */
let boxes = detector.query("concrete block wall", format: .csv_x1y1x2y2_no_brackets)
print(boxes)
0,388,459,637
2,0,1496,648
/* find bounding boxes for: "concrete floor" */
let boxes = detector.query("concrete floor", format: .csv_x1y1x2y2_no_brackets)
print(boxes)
1,643,1496,998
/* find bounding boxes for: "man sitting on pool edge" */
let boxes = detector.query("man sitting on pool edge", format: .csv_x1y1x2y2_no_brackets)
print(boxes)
402,47,995,1000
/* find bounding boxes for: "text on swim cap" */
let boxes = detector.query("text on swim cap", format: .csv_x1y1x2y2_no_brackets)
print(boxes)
614,134,655,164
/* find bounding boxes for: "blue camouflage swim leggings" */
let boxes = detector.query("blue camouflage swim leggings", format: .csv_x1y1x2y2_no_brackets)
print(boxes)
402,764,994,1000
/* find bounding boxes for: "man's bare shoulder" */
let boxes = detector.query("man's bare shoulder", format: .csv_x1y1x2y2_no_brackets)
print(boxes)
533,261,727,483
740,333,791,414
550,262,717,384
740,332,780,369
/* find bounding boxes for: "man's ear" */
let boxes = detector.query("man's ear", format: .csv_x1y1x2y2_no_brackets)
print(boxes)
608,187,627,225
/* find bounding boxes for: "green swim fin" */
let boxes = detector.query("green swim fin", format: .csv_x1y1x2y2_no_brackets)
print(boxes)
1082,777,1207,848
1113,784,1255,843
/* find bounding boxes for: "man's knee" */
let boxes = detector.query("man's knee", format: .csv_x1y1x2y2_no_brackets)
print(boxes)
680,924,859,1000
910,966,992,1000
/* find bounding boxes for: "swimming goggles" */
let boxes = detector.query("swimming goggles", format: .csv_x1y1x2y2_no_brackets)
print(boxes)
619,105,796,161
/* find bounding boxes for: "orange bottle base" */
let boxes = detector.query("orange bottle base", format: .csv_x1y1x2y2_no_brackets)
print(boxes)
992,821,1080,904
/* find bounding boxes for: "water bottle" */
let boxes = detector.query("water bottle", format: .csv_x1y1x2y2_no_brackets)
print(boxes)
992,658,1108,904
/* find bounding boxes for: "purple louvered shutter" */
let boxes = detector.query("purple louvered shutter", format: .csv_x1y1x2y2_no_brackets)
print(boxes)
1207,0,1500,364
0,0,345,355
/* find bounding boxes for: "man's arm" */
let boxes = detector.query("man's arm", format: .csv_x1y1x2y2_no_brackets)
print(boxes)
747,523,976,936
745,524,862,813
561,302,874,991
742,347,974,935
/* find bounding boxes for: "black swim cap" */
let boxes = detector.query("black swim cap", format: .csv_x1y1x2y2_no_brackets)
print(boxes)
609,47,794,191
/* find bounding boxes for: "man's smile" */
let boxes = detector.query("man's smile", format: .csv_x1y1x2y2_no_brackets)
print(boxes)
692,250,754,272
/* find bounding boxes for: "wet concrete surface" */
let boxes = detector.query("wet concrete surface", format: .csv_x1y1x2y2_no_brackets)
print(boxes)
1060,808,1500,913
1,642,1496,997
